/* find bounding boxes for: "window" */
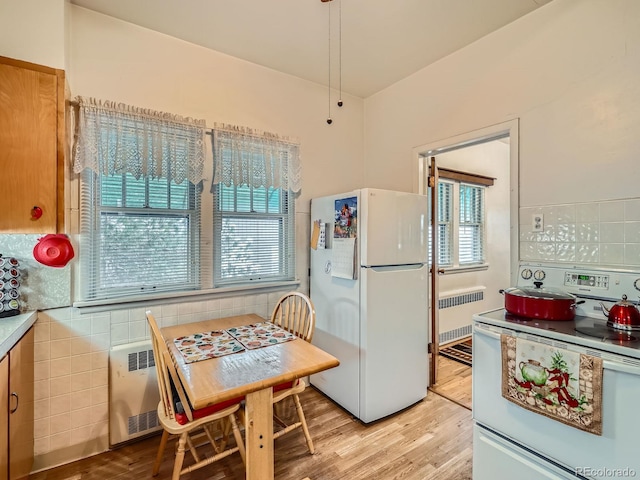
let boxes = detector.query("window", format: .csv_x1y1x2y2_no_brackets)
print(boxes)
73,98,300,304
430,180,486,268
73,97,206,302
459,183,485,265
81,170,201,300
436,181,453,266
212,129,298,286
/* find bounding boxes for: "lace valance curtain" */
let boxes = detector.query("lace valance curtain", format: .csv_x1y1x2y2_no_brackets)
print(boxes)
211,123,301,194
72,96,206,185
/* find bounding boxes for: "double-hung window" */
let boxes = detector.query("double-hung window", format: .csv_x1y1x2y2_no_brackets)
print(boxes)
211,128,299,286
73,97,206,302
431,177,486,269
458,183,485,265
436,181,454,266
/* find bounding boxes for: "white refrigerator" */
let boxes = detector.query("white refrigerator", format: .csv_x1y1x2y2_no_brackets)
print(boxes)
309,188,429,423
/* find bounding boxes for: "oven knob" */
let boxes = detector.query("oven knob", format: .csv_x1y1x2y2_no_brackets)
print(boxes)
634,279,640,292
521,268,532,280
534,270,546,281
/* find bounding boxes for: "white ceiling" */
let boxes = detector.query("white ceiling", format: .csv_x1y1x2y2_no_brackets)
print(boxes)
69,0,552,98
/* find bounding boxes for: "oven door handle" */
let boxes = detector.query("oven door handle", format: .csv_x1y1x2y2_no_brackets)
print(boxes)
603,360,640,377
473,324,502,340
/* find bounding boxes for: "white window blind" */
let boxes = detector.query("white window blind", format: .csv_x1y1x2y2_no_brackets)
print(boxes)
74,98,204,302
80,171,201,301
459,183,485,265
212,130,296,286
429,180,486,270
437,181,453,266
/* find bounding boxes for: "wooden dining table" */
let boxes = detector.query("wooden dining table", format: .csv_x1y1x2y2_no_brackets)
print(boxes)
162,313,340,480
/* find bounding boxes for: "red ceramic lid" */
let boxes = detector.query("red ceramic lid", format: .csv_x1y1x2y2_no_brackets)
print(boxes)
33,234,75,268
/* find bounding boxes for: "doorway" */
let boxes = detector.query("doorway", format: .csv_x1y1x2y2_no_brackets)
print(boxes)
414,120,519,388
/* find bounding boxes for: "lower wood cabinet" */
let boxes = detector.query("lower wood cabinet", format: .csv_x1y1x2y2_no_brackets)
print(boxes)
0,355,8,480
1,328,34,480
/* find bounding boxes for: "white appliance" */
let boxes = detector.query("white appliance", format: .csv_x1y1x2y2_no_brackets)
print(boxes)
473,263,640,479
309,188,429,423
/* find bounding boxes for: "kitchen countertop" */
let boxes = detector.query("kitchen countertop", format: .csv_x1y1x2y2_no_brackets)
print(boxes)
0,311,37,359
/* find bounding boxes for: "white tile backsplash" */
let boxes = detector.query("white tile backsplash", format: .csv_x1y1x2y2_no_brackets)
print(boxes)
600,222,624,243
520,198,640,268
599,201,625,222
624,243,640,266
576,244,599,263
624,222,640,243
625,199,640,221
555,205,576,224
576,203,599,223
600,244,624,265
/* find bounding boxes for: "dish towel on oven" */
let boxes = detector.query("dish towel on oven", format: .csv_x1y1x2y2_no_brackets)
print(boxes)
501,334,603,435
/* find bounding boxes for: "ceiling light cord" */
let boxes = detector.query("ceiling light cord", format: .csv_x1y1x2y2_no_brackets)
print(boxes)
337,0,343,108
326,0,333,125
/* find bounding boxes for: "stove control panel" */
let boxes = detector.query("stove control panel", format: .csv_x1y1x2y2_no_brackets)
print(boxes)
517,264,640,302
564,272,609,289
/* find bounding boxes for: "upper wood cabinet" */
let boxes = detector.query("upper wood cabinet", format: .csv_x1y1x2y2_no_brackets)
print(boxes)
0,56,65,233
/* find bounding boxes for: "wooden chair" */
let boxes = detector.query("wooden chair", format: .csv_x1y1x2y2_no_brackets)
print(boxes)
269,292,317,453
145,311,246,480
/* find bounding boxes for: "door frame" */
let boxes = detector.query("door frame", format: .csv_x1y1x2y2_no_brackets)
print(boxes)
413,119,520,386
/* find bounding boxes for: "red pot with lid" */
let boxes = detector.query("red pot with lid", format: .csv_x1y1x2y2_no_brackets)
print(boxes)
600,295,640,331
500,281,579,321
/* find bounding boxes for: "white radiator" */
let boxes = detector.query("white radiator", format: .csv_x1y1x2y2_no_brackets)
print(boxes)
109,340,162,446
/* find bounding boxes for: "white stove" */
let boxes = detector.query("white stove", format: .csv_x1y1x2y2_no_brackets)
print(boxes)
472,263,640,480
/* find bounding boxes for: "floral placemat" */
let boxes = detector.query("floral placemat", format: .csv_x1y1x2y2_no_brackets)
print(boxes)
501,334,603,435
226,322,297,349
173,330,245,364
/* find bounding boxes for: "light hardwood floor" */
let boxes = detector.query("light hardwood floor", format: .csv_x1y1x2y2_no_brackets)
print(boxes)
429,354,472,411
31,357,472,480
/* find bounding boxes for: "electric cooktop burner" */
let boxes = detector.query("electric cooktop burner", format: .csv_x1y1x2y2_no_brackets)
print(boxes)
574,324,638,343
500,312,640,348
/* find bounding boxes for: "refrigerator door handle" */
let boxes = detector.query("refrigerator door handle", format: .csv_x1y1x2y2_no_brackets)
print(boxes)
363,263,426,271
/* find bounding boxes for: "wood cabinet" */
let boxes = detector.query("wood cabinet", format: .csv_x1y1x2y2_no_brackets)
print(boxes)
0,56,65,233
0,355,8,480
0,328,34,480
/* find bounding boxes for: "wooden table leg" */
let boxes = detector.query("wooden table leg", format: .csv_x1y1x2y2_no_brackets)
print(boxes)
245,388,274,480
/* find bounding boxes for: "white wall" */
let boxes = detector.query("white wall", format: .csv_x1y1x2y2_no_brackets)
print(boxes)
364,0,640,208
0,0,66,68
68,6,365,206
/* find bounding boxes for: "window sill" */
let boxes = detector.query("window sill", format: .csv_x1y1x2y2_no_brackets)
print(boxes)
72,280,301,313
439,264,489,275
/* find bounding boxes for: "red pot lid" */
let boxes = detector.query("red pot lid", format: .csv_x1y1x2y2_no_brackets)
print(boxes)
504,286,576,301
33,234,75,268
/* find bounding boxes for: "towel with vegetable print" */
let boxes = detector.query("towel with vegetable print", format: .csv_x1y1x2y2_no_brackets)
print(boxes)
501,334,603,435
